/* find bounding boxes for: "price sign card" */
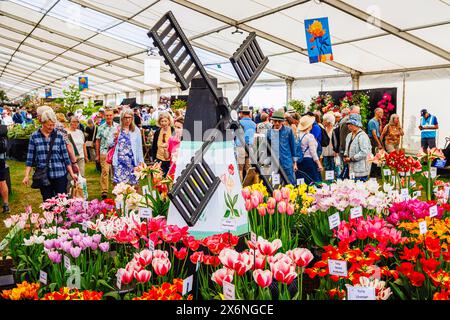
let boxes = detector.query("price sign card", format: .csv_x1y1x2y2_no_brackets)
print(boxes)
149,240,155,251
419,221,427,235
347,286,376,300
250,232,257,244
350,206,363,219
223,280,235,300
297,178,305,185
413,191,421,198
325,171,335,181
399,172,405,177
369,178,377,183
272,173,280,185
182,274,194,296
139,207,152,219
39,270,47,285
64,255,71,270
406,171,411,176
430,167,437,179
328,259,348,277
328,212,340,230
221,218,237,231
142,185,149,195
401,188,409,198
116,270,123,290
383,169,391,176
349,172,355,180
429,205,438,218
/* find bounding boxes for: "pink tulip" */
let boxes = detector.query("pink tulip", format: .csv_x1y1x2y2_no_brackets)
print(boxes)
257,206,267,217
43,212,54,224
152,258,171,276
250,249,266,269
70,246,81,259
44,239,54,250
280,187,290,200
287,248,314,268
211,268,234,286
92,234,102,244
286,203,295,216
126,259,142,273
152,250,169,259
134,269,151,283
48,251,62,264
273,190,282,202
30,213,39,224
253,269,273,288
251,191,263,204
99,242,110,252
245,199,253,211
267,197,276,210
120,269,134,285
138,249,153,266
271,260,297,285
90,242,98,250
218,248,240,270
241,188,251,200
257,238,282,256
277,201,287,214
82,236,93,248
251,195,260,209
267,208,275,215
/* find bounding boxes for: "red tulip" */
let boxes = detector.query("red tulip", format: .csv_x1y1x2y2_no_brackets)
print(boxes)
138,249,153,266
245,199,253,211
190,251,204,264
172,246,188,260
256,238,282,256
287,248,314,268
119,269,134,285
253,269,273,288
267,197,276,210
152,258,171,276
241,188,251,200
271,260,297,285
277,201,287,214
408,271,425,287
211,268,234,286
420,258,440,274
251,194,260,208
134,269,151,283
250,249,266,269
273,190,282,202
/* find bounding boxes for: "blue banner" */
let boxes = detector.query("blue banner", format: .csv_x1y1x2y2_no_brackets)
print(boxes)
78,76,88,91
45,88,52,98
304,17,333,64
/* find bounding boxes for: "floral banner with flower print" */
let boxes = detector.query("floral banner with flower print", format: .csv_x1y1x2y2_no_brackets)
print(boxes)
78,76,88,91
304,17,333,63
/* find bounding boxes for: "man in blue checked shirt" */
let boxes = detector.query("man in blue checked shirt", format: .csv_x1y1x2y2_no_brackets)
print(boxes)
235,106,256,181
23,110,78,201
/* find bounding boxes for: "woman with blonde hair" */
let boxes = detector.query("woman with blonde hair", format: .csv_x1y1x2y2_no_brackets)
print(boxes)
380,113,404,153
151,111,173,176
110,109,144,185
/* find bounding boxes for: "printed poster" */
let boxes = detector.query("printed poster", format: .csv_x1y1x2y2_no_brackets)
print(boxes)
78,76,88,91
304,17,333,63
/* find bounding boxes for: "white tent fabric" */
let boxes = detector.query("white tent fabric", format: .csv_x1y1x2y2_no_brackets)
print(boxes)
0,0,449,151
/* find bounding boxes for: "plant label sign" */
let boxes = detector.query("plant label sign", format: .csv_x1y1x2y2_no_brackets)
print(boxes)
406,171,411,177
383,169,391,176
370,178,377,183
39,270,47,285
139,207,152,219
349,172,355,180
182,274,194,296
116,270,123,290
328,212,340,230
399,172,405,177
223,280,235,300
142,185,149,195
350,206,363,219
272,173,280,185
430,167,437,179
64,255,71,270
297,178,305,185
325,170,335,181
116,201,123,211
429,205,438,218
347,286,376,300
401,188,409,197
413,191,421,198
328,259,347,277
221,218,237,231
251,232,257,244
419,221,427,235
81,221,88,232
149,240,155,251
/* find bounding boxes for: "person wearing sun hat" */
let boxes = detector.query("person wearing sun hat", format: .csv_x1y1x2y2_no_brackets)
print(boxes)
266,109,297,185
344,114,372,181
296,115,324,184
235,105,256,181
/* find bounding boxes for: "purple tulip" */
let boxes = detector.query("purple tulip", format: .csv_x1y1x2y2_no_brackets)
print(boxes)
48,251,62,263
68,229,80,237
99,242,110,252
90,242,98,250
44,239,54,250
72,235,82,246
70,246,81,258
53,239,62,249
61,241,73,253
92,234,102,244
82,236,93,248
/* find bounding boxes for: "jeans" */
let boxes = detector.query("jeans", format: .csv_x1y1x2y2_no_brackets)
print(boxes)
296,157,322,185
40,175,68,201
354,176,368,182
322,156,335,172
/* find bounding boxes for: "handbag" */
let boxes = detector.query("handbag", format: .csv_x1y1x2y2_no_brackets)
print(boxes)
106,127,120,165
31,131,56,189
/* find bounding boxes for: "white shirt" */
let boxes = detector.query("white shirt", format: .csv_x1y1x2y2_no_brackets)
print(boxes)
69,129,85,159
2,115,13,126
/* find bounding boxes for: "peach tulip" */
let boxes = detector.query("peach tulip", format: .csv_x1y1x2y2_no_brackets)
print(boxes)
267,197,276,210
277,201,287,214
241,188,251,200
245,199,253,212
286,203,295,216
273,190,282,202
280,187,290,200
257,205,267,217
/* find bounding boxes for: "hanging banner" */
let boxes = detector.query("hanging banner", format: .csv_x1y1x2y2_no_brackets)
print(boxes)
144,58,160,85
45,88,52,98
78,76,89,91
304,17,333,64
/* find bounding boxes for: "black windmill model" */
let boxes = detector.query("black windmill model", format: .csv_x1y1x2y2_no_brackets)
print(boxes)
147,12,290,227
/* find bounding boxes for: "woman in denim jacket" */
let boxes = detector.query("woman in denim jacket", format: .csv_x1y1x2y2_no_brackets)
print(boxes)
343,114,372,181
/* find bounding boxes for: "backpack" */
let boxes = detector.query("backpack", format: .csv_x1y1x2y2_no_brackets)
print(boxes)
320,125,330,147
0,125,8,154
296,134,310,164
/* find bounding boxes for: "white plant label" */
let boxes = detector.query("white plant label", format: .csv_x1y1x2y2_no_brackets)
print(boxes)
272,173,280,185
139,207,152,219
196,261,200,272
430,167,437,179
142,185,149,196
370,178,377,183
429,205,438,218
350,206,363,219
64,255,71,270
347,286,376,300
251,232,257,244
328,212,340,230
383,169,391,176
399,172,405,177
116,270,123,290
328,259,348,277
297,178,305,185
349,172,355,180
413,191,421,198
221,218,237,231
149,240,155,251
223,280,235,300
182,274,194,296
445,186,450,197
406,171,411,176
325,170,335,181
39,270,47,285
82,221,88,232
419,221,427,235
401,188,409,197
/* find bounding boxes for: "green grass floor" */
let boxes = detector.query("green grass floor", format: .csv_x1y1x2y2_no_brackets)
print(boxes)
0,160,110,242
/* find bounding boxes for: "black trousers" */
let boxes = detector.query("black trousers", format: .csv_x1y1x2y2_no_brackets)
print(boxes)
40,175,68,201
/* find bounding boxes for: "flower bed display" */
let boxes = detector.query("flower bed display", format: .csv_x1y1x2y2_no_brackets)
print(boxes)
1,151,450,300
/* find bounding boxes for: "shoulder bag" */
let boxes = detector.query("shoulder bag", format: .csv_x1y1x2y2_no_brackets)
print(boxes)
31,131,56,189
106,127,120,165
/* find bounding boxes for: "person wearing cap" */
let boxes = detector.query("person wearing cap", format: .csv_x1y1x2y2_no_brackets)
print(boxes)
367,107,384,154
296,115,324,184
419,109,438,152
235,105,256,181
266,109,297,185
344,114,372,181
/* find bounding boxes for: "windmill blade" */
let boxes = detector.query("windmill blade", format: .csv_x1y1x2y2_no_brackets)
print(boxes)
230,32,269,109
148,11,220,101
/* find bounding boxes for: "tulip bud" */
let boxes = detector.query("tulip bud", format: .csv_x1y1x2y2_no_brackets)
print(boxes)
257,206,267,217
277,201,287,214
251,195,260,208
280,187,290,200
286,203,295,216
245,199,253,211
273,190,282,202
242,188,251,200
267,197,276,210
